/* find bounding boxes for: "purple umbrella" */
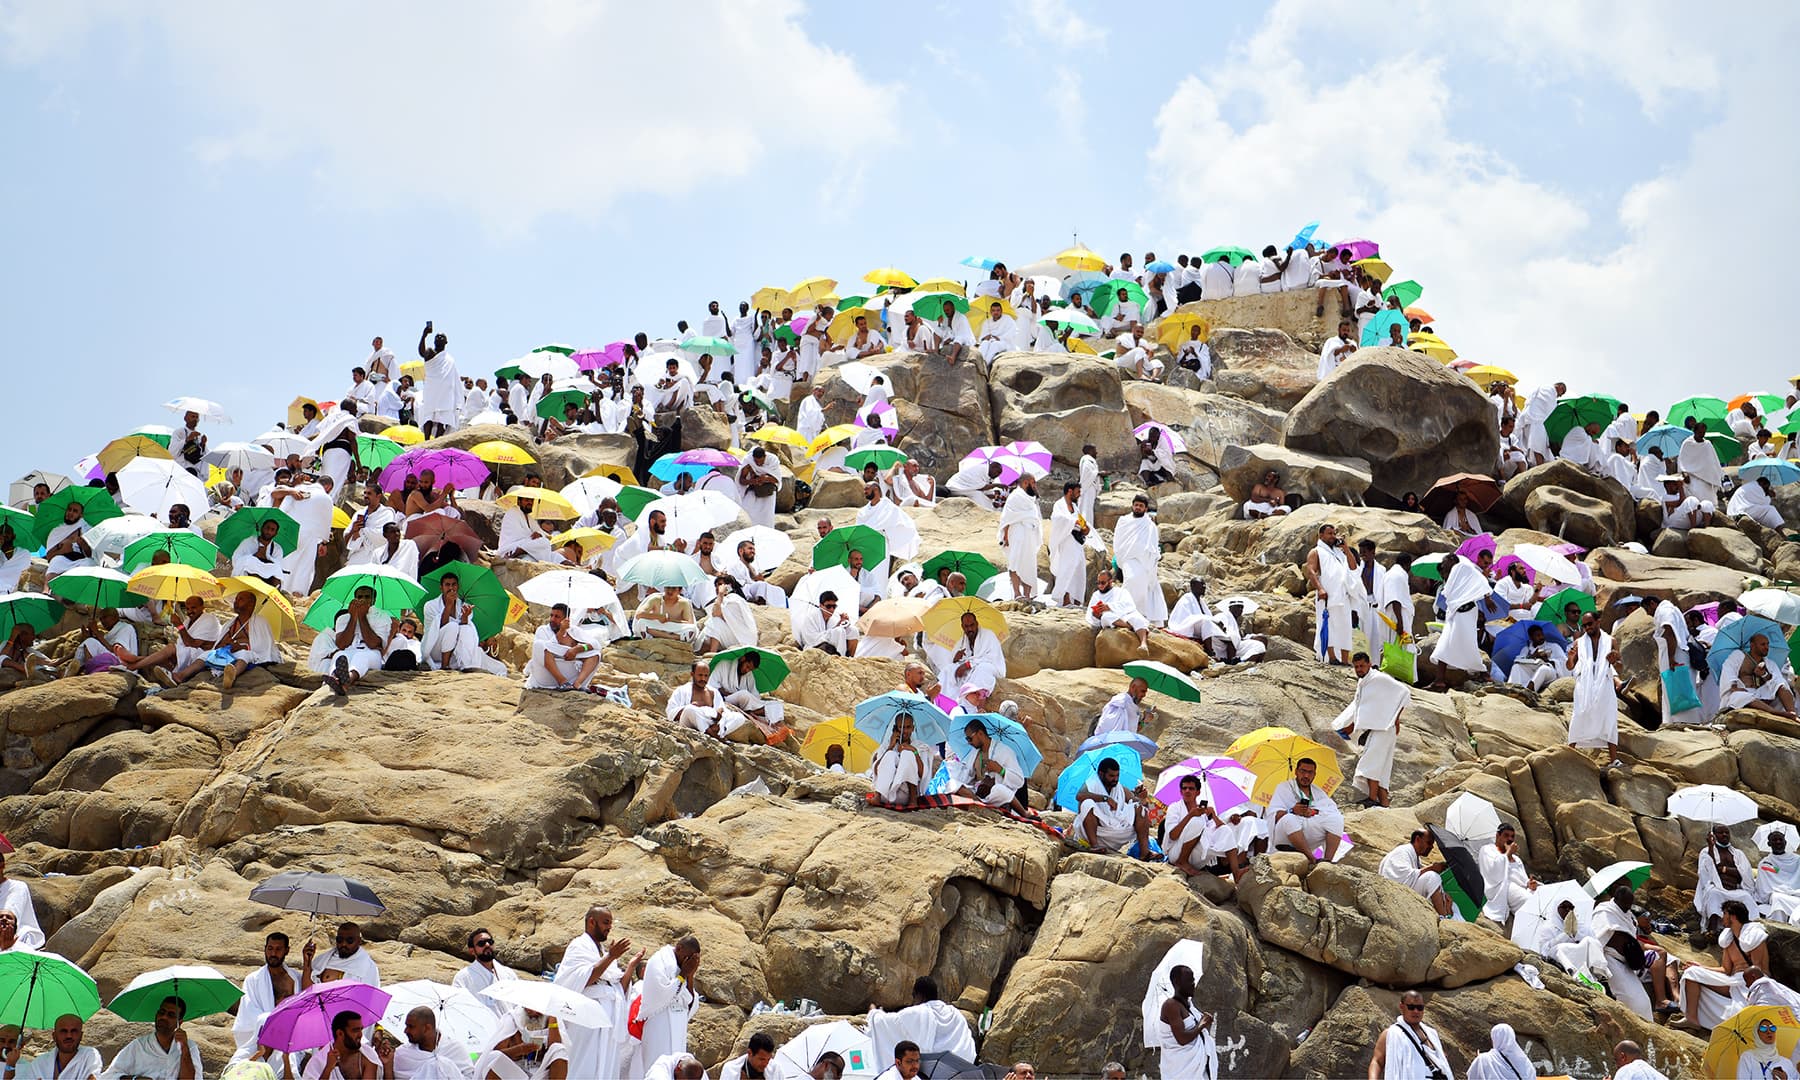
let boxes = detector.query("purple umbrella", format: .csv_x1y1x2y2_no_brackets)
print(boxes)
1002,440,1055,473
259,981,391,1053
1550,542,1586,557
1491,554,1535,585
1333,238,1380,262
789,316,812,335
377,447,490,491
1133,423,1187,455
674,448,741,468
1454,532,1496,563
1153,755,1253,813
573,342,629,371
857,400,898,437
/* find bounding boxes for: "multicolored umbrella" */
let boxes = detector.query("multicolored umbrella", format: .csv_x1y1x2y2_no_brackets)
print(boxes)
1152,755,1253,811
1237,732,1341,805
1533,587,1595,624
844,447,908,472
708,646,790,693
1132,423,1186,456
1122,659,1201,702
921,595,1008,647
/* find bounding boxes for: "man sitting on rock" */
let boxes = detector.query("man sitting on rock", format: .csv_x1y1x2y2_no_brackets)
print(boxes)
1503,623,1566,692
1757,830,1800,922
1658,474,1714,531
526,604,600,691
1267,757,1343,864
871,710,938,807
1071,754,1152,857
1718,631,1799,719
105,995,203,1080
708,649,785,741
19,1014,101,1080
949,718,1023,809
1094,677,1152,737
794,591,859,656
304,922,380,988
667,660,747,740
1534,898,1611,992
1378,830,1454,918
1696,824,1762,933
1679,898,1769,1032
1241,470,1290,519
1085,566,1150,654
1477,824,1537,931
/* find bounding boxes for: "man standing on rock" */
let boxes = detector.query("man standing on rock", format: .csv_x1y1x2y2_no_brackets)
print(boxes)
554,906,640,1080
1334,651,1410,809
451,927,517,1015
1366,990,1453,1079
998,472,1043,600
1095,677,1153,737
1048,480,1093,607
1151,964,1216,1080
1305,523,1358,665
1113,495,1167,627
634,936,702,1074
1077,444,1100,525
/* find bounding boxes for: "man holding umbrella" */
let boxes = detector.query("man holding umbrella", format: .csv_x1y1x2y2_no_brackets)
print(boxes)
422,572,507,676
104,996,202,1079
950,718,1023,809
1072,755,1152,857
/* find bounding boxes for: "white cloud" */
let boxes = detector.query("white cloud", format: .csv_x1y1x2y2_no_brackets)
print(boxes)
5,0,895,234
1013,0,1106,49
1145,0,1799,405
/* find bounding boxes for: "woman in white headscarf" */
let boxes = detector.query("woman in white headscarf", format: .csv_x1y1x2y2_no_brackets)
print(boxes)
1466,1023,1537,1079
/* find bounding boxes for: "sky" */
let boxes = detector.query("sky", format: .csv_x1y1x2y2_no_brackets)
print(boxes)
3,0,1795,480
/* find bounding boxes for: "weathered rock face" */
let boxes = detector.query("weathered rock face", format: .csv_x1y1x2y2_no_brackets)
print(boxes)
1686,526,1767,573
1205,327,1322,410
1122,384,1287,471
1209,503,1456,567
1523,485,1620,548
988,353,1136,471
1173,291,1341,351
408,424,635,490
1503,460,1638,545
1589,546,1745,606
1217,443,1372,505
1284,349,1500,502
816,350,992,472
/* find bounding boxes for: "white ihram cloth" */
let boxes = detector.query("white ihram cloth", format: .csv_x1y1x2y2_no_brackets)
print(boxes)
551,932,628,1080
1430,560,1490,674
997,487,1043,594
867,1001,976,1068
1379,843,1444,903
1568,631,1620,748
498,508,557,562
1153,999,1217,1080
666,680,748,737
1591,898,1654,1020
1335,669,1409,789
0,878,45,950
871,743,938,802
231,537,286,582
451,959,517,1015
1086,583,1147,634
1077,455,1099,524
1312,540,1354,658
1696,842,1761,921
422,596,507,675
1113,512,1167,624
1072,774,1139,852
1730,482,1786,529
1379,1020,1451,1080
1678,921,1767,1031
311,944,381,985
1094,691,1141,737
632,945,699,1073
230,962,302,1059
1268,780,1343,854
1478,844,1533,923
1047,496,1093,607
422,350,463,430
1679,435,1726,506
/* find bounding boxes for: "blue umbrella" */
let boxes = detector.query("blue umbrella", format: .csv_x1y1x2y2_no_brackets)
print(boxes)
1077,729,1158,758
1145,260,1176,274
1716,614,1790,666
1054,746,1144,812
1740,458,1800,486
1063,271,1108,299
647,453,713,483
959,256,998,271
1490,620,1570,679
1289,220,1320,250
946,713,1043,779
1361,309,1409,347
854,691,953,747
1636,425,1692,460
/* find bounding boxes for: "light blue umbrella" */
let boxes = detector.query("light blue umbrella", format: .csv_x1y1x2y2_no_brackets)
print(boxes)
1076,729,1158,758
1288,220,1320,250
1054,745,1144,812
1145,260,1176,274
1715,614,1790,667
647,453,713,483
1361,309,1409,347
617,550,706,589
853,691,953,747
1636,425,1692,460
946,713,1042,779
1740,459,1800,486
959,256,998,271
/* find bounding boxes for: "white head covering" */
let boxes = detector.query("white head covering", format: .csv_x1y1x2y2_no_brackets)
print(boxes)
1468,1023,1535,1080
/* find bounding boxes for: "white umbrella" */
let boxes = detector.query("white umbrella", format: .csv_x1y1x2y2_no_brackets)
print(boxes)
478,982,609,1029
790,566,861,639
1754,822,1800,853
255,428,311,457
1042,308,1101,335
775,1020,878,1078
836,362,882,396
10,470,69,508
513,353,581,382
1217,596,1261,616
618,551,706,590
1442,792,1504,847
518,570,618,612
85,514,164,564
1509,879,1591,952
560,477,624,519
1667,784,1759,825
205,442,277,475
1510,543,1583,587
131,424,178,440
720,526,794,574
1024,275,1064,301
377,980,497,1057
164,397,232,423
1738,589,1800,627
642,492,740,546
1140,939,1205,1050
116,458,208,520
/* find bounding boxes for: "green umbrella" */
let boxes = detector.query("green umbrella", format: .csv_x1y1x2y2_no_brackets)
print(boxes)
1381,280,1424,309
911,293,969,319
535,388,590,421
1534,588,1596,624
107,964,243,1023
0,593,63,639
920,550,1001,593
837,294,872,311
216,507,300,561
741,388,780,417
32,487,122,547
532,343,576,356
708,646,791,694
304,566,428,632
418,560,510,640
773,324,800,345
615,485,665,521
0,506,37,547
812,524,888,570
1707,432,1745,466
1667,395,1729,430
680,336,737,356
494,363,525,381
1545,394,1624,446
122,530,219,573
1408,552,1451,582
1121,659,1202,703
1089,280,1149,316
49,566,141,610
0,950,100,1029
129,427,174,450
355,434,405,470
844,447,908,472
1740,393,1786,415
1042,308,1101,335
1200,246,1255,266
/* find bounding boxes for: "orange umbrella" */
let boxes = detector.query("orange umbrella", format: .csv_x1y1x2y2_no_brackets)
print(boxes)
1403,306,1434,325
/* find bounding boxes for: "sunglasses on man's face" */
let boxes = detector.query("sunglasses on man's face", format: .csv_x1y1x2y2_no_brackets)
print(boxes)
1403,1004,1425,1012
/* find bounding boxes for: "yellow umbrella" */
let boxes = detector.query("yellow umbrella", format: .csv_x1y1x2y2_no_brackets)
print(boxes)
96,435,174,474
828,308,883,343
330,507,351,530
1353,256,1393,284
470,440,537,466
1408,332,1457,362
864,268,917,289
496,486,578,520
801,716,881,774
1067,337,1099,356
219,575,298,639
912,278,966,297
505,593,528,626
126,564,222,603
549,526,618,559
1154,313,1213,349
789,277,838,307
752,285,793,312
205,464,229,490
1055,246,1107,271
399,360,425,381
1704,1006,1800,1080
1224,726,1301,761
580,463,640,486
921,596,1009,647
381,424,425,446
1239,733,1343,806
286,396,321,428
749,426,811,450
807,424,862,457
1462,364,1518,385
965,297,1017,335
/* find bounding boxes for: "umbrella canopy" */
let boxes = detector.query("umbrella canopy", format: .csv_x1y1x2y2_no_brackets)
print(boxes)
0,593,64,640
220,576,299,639
859,596,931,638
1584,860,1653,899
709,645,789,694
834,360,885,395
109,964,243,1022
1153,313,1211,349
1353,256,1393,283
1442,791,1504,846
261,981,392,1053
126,564,220,603
720,526,794,574
1704,1006,1800,1080
1402,306,1435,325
1508,879,1592,953
1755,822,1800,853
518,569,618,613
1381,279,1423,309
33,486,123,546
789,277,838,306
1742,459,1800,487
1140,939,1206,1052
1667,784,1760,825
1054,246,1107,271
534,387,591,421
1238,733,1341,805
1332,239,1380,261
9,470,69,508
775,1019,879,1078
1490,621,1569,679
1089,280,1149,316
844,447,908,472
612,485,665,521
1041,308,1101,335
496,486,578,520
1510,543,1583,586
813,524,888,570
1739,588,1800,626
405,515,483,560
1635,425,1691,460
1462,364,1517,386
648,453,715,484
419,561,509,639
911,293,969,321
1407,552,1451,582
0,950,100,1028
1132,423,1187,456
1534,587,1596,624
1121,660,1201,702
548,526,616,561
1152,756,1253,812
380,424,425,446
747,425,811,449
808,424,863,458
217,507,300,559
1201,246,1255,266
1668,395,1730,430
1421,473,1502,518
512,352,580,382
1454,532,1496,563
250,871,387,918
303,567,427,631
205,442,277,475
680,336,736,357
1054,745,1144,812
48,566,138,610
1360,309,1408,347
1426,824,1488,921
375,980,497,1057
865,267,917,288
640,491,738,543
559,476,624,518
922,595,1008,647
0,507,32,548
853,690,954,748
1545,395,1624,445
1076,729,1158,759
1716,614,1790,667
348,434,404,471
618,551,706,590
800,717,881,775
479,981,610,1029
946,713,1042,778
97,434,175,474
751,286,792,312
378,447,489,491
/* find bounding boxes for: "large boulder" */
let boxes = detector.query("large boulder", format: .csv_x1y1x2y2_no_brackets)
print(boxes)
1283,348,1500,502
0,673,139,785
1002,607,1097,678
1686,526,1767,573
1588,547,1745,607
1205,327,1322,410
1209,503,1456,566
1122,384,1286,471
815,351,992,472
1217,444,1372,505
1502,460,1637,544
988,353,1136,471
1523,485,1621,548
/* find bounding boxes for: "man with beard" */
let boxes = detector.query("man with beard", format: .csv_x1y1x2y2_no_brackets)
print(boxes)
0,853,43,950
451,927,517,1015
997,472,1043,600
1112,495,1167,626
303,922,381,988
553,906,643,1080
232,932,301,1063
104,997,202,1079
302,1011,381,1079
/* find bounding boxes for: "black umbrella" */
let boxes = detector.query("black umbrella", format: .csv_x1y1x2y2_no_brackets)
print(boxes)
1428,824,1488,921
918,1052,1003,1079
249,871,386,918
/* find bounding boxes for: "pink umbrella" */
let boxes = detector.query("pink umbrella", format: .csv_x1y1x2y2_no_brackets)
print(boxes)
1491,555,1536,584
1455,532,1496,563
1550,543,1586,557
1133,423,1187,455
1334,238,1380,261
857,400,899,437
1003,440,1056,473
1447,360,1477,372
378,447,490,491
1153,755,1253,813
76,455,103,481
789,316,812,335
572,342,629,371
260,981,392,1053
1693,601,1721,626
674,448,741,468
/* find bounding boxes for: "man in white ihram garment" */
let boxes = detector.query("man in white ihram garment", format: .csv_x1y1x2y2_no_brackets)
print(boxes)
1267,757,1343,864
1367,991,1454,1080
1678,422,1726,508
1086,566,1150,654
417,322,462,438
1073,754,1150,854
422,571,508,675
633,938,701,1074
451,927,517,1016
230,931,301,1063
1151,964,1218,1080
1334,650,1410,809
667,660,747,738
272,471,333,596
976,301,1017,366
1047,480,1094,607
925,610,1004,704
1640,594,1701,727
997,473,1043,600
1730,476,1787,529
1695,824,1762,929
2,858,47,949
1429,553,1490,686
309,587,390,695
736,446,782,529
1757,830,1800,921
857,478,919,567
1478,823,1537,929
1317,319,1357,380
552,906,636,1080
869,977,978,1069
1378,830,1454,918
1504,623,1566,692
708,649,785,739
1094,677,1152,737
498,499,558,563
1304,523,1358,664
1113,494,1167,626
1516,381,1564,466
